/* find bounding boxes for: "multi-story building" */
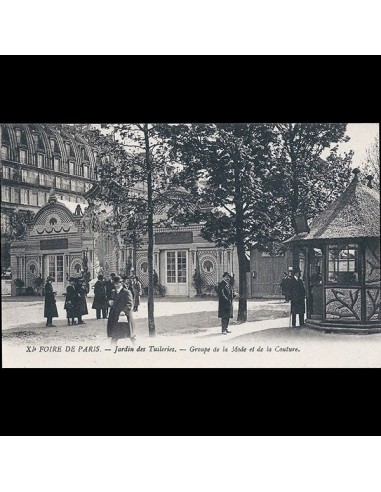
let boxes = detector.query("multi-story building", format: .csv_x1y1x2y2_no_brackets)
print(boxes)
1,123,97,269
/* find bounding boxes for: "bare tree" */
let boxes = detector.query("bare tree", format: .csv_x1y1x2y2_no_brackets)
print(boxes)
362,134,380,190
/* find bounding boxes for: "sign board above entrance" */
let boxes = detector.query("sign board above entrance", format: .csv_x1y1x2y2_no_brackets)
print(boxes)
40,239,69,250
155,231,193,245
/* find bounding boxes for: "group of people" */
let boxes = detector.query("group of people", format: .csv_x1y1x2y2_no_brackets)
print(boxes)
43,273,142,337
43,276,89,327
280,269,306,327
91,273,142,319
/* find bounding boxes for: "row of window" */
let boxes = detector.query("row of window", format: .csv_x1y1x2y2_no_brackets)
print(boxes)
1,146,91,178
2,165,91,193
1,186,88,206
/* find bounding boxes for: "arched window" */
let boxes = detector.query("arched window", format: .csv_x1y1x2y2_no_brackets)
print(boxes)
140,262,148,273
29,264,36,273
49,218,58,226
74,263,82,274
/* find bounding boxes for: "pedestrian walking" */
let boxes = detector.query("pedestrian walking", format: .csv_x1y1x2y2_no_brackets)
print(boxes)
107,275,134,344
44,276,58,327
132,275,142,312
288,267,306,328
92,274,108,319
121,276,136,338
75,277,88,325
217,272,234,334
64,277,80,325
280,272,291,302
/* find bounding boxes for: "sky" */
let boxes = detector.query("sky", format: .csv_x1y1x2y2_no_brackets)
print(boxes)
339,123,379,168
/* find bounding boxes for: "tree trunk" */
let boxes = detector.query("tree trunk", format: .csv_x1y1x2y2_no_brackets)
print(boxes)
144,124,156,336
236,239,248,323
233,157,247,323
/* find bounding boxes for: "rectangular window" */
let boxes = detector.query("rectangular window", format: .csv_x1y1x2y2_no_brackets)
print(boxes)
1,146,9,160
49,255,55,279
22,169,27,182
50,139,55,152
2,186,10,202
167,252,176,283
63,178,70,190
11,188,20,203
2,166,10,179
21,189,30,205
177,251,187,283
56,255,64,283
56,176,62,189
16,130,21,144
327,244,359,284
20,149,27,164
83,165,89,178
38,191,45,206
30,191,38,206
36,154,44,167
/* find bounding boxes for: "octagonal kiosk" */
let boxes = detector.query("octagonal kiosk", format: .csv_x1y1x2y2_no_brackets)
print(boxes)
285,169,380,334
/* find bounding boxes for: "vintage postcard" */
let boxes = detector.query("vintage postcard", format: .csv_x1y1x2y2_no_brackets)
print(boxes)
1,123,380,368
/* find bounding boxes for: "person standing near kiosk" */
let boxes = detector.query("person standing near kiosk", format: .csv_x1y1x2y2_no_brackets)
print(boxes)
288,267,306,328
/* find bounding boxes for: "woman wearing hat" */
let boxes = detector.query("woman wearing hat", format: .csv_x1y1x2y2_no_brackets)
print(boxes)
75,277,88,325
64,277,80,325
44,276,58,327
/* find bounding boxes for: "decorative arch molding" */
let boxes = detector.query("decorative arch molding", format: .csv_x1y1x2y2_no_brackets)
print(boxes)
34,203,74,225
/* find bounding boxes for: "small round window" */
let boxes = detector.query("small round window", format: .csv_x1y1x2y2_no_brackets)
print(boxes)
202,259,214,273
29,264,36,273
140,261,148,273
49,218,58,226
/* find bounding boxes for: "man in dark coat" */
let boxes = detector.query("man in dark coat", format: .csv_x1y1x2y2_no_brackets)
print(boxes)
75,278,88,324
288,268,306,327
44,276,58,327
218,272,234,334
92,274,108,319
107,276,134,342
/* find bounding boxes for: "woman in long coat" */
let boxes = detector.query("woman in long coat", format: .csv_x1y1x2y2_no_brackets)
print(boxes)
217,272,234,334
44,276,58,327
107,276,134,343
64,278,80,325
92,274,108,319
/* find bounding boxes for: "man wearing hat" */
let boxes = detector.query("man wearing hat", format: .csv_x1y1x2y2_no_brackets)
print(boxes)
217,272,234,334
92,274,108,320
288,267,306,327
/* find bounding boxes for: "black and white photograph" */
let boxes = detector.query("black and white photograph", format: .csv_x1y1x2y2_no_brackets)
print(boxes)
1,122,380,368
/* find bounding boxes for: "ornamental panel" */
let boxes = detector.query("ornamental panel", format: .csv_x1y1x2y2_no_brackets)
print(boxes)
365,240,381,286
325,288,362,321
366,288,380,321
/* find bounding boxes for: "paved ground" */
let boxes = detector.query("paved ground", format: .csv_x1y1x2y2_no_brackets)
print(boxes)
2,296,381,367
